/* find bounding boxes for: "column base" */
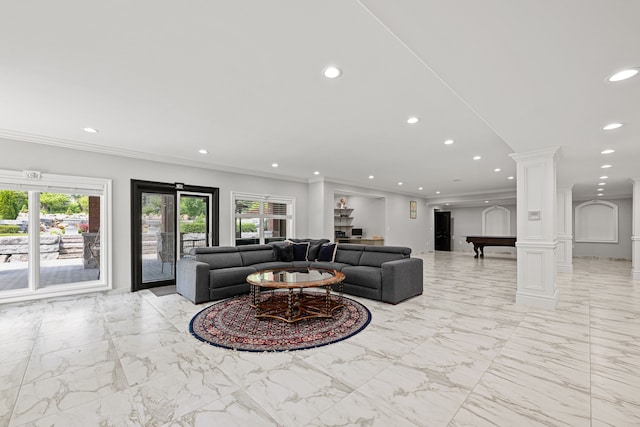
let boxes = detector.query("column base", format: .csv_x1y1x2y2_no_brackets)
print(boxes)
516,288,559,309
558,264,573,273
632,236,640,281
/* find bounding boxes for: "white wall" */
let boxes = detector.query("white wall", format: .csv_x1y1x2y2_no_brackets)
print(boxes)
572,198,632,259
425,199,633,260
0,138,310,290
448,204,517,255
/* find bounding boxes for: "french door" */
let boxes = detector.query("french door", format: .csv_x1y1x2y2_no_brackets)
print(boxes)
131,180,218,291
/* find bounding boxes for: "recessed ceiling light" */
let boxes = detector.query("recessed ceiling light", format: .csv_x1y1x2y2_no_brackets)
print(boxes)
444,139,454,145
608,68,639,82
598,182,606,186
436,191,440,194
508,176,514,180
599,175,608,179
272,163,278,168
598,193,604,196
407,117,420,124
445,203,450,206
484,201,489,203
601,149,615,154
83,127,98,133
397,182,403,186
323,66,341,79
418,187,423,190
198,149,208,154
494,168,501,172
368,175,374,179
313,171,320,175
601,164,612,169
603,123,623,130
473,155,481,160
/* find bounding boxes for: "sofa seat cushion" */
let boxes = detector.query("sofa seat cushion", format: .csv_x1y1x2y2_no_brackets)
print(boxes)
250,261,294,271
310,261,351,271
290,260,312,268
209,266,256,289
341,266,382,290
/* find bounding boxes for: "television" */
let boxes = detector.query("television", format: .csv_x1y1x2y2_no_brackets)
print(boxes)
351,228,363,238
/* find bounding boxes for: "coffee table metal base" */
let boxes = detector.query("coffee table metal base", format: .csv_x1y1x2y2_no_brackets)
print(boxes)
250,284,344,323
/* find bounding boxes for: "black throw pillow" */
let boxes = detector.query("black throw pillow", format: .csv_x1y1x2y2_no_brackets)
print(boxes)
317,243,337,262
274,244,294,262
291,242,310,261
307,242,323,261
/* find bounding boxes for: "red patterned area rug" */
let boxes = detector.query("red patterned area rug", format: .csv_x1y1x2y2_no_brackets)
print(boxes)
189,294,372,352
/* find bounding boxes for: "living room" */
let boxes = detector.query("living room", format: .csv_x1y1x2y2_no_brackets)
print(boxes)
1,1,640,425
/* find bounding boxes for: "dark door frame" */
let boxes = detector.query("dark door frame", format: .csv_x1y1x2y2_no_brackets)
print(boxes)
130,179,219,291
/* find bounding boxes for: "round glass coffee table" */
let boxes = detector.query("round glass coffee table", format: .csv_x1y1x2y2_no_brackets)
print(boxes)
246,267,345,323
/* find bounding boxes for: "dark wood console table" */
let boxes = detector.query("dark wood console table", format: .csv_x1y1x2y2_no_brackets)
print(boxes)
465,236,516,258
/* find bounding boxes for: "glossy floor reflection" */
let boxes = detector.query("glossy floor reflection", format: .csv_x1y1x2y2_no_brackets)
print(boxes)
1,252,639,426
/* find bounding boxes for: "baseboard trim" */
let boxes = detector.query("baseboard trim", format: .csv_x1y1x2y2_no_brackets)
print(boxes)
516,289,559,309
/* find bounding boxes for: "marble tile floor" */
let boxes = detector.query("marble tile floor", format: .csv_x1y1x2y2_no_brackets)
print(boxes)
1,252,639,426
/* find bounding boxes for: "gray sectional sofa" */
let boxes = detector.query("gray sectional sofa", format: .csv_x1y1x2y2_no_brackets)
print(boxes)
176,239,423,305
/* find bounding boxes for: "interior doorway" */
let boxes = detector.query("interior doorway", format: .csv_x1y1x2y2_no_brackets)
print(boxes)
131,180,219,291
434,211,451,251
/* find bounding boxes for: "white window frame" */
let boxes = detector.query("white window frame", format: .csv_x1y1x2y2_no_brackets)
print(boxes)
231,192,295,245
0,169,112,303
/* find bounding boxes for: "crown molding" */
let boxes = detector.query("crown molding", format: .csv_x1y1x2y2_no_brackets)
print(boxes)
0,129,307,184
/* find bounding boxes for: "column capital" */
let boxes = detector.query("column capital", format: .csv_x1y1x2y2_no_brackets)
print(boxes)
510,147,561,162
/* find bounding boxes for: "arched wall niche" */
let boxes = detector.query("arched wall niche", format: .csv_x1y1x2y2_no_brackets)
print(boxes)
575,200,618,243
482,205,510,236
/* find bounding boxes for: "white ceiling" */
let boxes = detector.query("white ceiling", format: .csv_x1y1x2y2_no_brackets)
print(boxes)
1,1,638,206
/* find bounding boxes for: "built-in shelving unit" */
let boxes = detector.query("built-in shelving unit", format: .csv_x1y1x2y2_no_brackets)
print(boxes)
334,208,354,238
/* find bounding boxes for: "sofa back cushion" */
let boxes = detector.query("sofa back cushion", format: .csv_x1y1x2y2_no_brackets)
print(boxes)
359,246,411,267
239,245,275,266
192,247,243,269
334,244,365,265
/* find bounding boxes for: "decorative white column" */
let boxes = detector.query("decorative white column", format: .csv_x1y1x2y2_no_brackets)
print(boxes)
510,148,559,309
307,178,326,239
556,187,573,273
632,178,640,280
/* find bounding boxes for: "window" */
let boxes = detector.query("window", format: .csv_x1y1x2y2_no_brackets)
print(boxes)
232,193,294,245
0,169,111,302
